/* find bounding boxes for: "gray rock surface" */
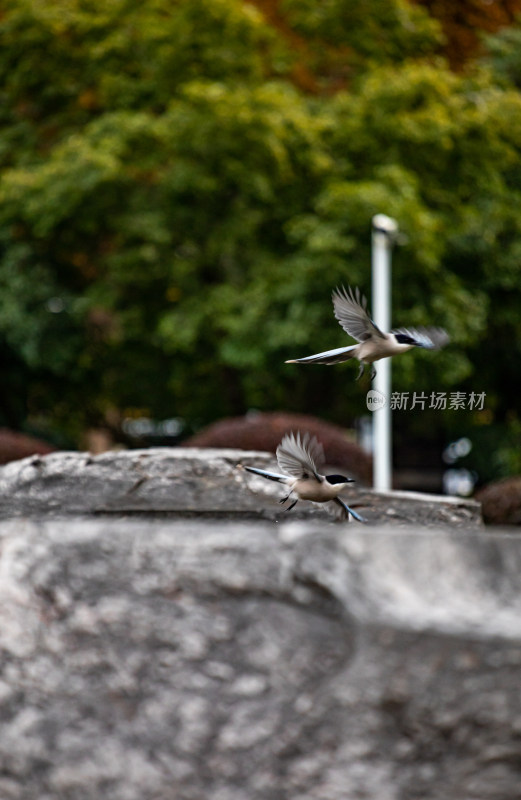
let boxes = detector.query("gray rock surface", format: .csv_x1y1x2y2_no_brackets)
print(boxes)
0,516,520,800
0,448,481,526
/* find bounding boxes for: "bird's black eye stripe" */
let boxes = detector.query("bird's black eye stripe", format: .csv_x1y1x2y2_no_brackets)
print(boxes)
325,474,351,484
394,333,417,345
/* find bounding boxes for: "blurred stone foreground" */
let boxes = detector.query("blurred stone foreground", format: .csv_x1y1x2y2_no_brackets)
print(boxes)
1,449,521,800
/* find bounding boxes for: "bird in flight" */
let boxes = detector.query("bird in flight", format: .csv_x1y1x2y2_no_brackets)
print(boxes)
243,431,366,521
285,285,449,379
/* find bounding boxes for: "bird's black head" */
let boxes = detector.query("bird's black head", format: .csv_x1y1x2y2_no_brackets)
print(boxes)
325,474,355,485
394,332,417,346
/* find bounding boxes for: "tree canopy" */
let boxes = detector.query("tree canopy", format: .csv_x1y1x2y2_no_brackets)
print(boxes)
1,0,520,481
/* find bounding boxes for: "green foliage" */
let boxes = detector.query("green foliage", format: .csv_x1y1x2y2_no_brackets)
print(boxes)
281,0,443,67
0,0,271,124
0,0,520,481
482,18,521,89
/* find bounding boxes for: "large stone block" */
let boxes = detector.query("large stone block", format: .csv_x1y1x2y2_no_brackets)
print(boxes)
0,517,519,800
0,448,481,526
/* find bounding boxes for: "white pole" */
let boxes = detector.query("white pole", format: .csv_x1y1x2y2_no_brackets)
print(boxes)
371,214,398,491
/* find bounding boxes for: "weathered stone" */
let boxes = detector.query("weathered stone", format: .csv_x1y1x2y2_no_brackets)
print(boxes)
0,448,481,526
0,517,520,800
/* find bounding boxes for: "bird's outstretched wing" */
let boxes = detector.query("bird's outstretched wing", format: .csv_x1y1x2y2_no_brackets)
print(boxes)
391,326,450,350
276,432,324,481
332,286,386,342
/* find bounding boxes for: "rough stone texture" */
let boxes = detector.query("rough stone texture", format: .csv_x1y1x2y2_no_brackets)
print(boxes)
0,448,481,526
0,517,521,800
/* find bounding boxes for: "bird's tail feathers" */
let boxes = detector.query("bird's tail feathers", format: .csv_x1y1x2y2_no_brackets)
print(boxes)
244,466,287,483
285,344,357,366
